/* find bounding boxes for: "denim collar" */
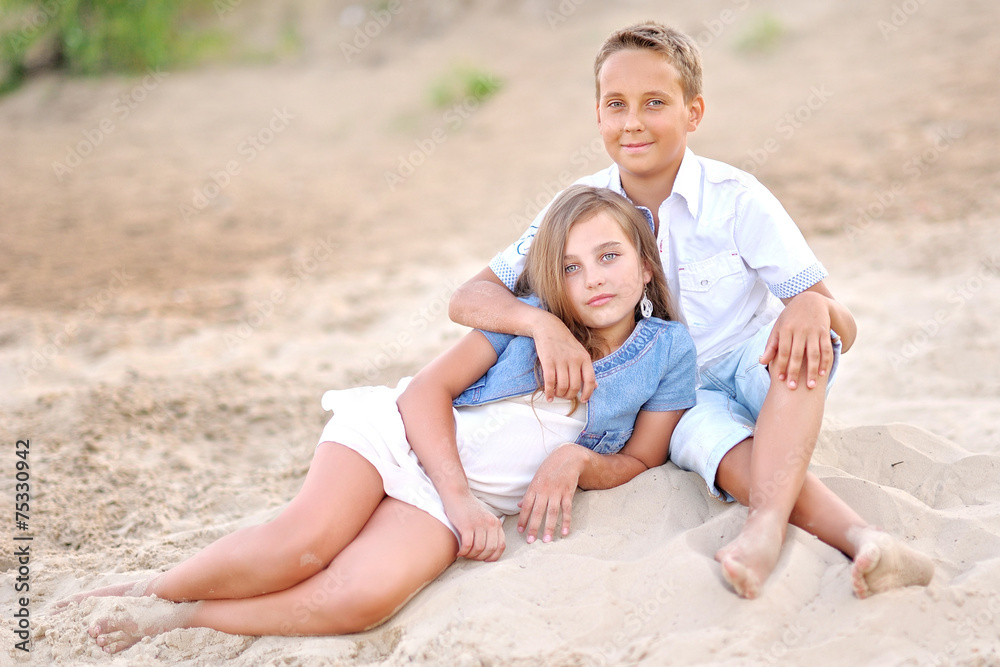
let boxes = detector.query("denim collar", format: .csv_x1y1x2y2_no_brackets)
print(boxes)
593,318,659,376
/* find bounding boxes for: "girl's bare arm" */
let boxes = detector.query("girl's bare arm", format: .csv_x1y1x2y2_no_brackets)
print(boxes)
396,330,506,561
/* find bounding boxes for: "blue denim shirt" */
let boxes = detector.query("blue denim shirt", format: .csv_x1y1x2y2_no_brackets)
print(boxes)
454,313,697,455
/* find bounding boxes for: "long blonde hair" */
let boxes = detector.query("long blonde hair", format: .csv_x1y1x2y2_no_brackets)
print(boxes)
515,185,675,361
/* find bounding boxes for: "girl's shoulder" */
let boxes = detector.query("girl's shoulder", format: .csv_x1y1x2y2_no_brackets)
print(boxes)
639,317,694,342
596,318,694,373
641,316,685,331
636,318,697,361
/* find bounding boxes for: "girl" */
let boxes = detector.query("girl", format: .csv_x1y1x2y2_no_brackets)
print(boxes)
68,185,697,653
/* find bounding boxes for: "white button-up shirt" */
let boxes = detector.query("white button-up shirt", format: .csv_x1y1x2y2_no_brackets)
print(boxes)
490,149,827,369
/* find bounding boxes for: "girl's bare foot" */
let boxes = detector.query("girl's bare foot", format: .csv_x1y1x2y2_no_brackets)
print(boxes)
715,511,786,599
54,576,159,611
849,528,935,598
88,600,197,654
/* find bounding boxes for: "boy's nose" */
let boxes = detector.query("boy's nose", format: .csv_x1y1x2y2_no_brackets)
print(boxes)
623,112,643,132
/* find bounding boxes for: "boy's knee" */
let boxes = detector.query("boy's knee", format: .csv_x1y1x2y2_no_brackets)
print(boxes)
765,361,786,385
764,356,829,394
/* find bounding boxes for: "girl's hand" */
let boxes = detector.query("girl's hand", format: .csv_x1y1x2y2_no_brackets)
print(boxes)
442,491,506,562
517,444,586,543
760,290,833,390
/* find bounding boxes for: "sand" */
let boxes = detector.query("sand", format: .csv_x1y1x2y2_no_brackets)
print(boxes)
2,0,999,664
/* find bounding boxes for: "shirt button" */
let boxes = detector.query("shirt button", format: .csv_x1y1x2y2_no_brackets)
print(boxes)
700,279,709,286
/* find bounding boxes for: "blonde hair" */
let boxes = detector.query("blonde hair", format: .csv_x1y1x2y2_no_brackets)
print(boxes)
593,21,703,103
515,185,675,361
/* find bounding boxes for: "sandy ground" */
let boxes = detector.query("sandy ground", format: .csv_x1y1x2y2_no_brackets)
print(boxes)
2,0,999,664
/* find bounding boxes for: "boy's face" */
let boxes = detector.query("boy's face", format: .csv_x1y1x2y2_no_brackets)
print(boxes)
596,49,704,188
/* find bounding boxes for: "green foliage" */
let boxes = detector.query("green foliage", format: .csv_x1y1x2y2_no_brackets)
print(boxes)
0,0,226,93
429,64,502,108
277,14,302,58
735,12,786,54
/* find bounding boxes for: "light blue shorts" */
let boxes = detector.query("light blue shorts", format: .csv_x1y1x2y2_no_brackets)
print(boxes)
668,320,842,502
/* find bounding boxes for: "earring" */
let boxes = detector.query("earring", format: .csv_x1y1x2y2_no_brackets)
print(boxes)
640,289,653,319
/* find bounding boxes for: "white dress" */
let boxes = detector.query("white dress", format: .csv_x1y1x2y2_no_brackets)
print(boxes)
317,378,586,539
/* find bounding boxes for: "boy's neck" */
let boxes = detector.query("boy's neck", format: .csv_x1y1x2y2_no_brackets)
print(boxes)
619,165,681,232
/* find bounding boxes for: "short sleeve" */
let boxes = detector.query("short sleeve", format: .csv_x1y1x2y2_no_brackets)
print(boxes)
735,180,828,299
488,166,619,289
489,201,555,290
477,329,516,356
641,325,697,412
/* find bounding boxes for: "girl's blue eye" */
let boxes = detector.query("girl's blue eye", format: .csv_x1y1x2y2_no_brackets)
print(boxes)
564,264,579,274
602,252,619,262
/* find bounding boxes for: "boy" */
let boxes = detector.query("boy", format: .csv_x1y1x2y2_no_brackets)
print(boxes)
449,21,933,599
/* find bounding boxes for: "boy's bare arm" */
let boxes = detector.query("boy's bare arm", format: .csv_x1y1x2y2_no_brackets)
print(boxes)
761,281,858,390
449,266,598,402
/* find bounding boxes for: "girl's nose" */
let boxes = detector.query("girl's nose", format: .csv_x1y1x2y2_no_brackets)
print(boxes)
585,268,605,288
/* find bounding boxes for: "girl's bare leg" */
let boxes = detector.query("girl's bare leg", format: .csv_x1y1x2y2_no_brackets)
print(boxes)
717,438,933,598
89,497,459,653
66,442,385,607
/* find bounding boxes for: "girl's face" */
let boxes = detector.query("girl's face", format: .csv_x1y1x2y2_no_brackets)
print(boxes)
562,210,651,350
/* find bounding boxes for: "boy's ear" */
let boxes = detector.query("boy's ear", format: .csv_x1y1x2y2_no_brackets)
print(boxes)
687,95,705,132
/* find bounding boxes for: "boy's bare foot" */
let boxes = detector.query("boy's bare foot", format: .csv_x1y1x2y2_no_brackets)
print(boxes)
88,601,196,654
849,528,935,598
715,512,786,599
54,576,158,611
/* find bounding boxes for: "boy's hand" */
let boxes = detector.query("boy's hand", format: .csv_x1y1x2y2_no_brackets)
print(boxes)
533,313,597,402
443,490,506,562
517,444,585,543
760,290,833,390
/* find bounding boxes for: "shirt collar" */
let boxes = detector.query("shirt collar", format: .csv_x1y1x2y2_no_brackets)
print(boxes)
671,148,701,219
605,148,701,224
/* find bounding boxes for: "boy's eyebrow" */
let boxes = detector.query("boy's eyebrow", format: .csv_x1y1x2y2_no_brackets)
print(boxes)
600,89,674,101
564,241,625,260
